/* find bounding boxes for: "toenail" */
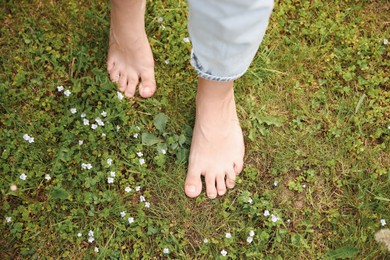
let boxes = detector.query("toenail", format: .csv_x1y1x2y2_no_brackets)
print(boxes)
187,185,196,193
208,194,216,199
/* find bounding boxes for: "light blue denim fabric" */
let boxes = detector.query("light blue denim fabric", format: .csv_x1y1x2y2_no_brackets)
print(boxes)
187,0,274,81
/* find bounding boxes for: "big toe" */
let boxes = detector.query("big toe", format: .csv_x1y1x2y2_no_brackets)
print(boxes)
139,71,156,98
185,170,202,198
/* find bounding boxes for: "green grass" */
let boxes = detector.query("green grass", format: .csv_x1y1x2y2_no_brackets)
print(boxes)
1,0,389,258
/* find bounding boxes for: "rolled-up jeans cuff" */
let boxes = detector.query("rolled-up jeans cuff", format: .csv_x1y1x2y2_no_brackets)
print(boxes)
190,51,245,82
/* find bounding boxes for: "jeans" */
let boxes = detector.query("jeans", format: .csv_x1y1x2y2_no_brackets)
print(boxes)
187,0,274,81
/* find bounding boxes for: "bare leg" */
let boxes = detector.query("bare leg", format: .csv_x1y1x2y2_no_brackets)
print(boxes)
185,78,245,199
107,0,156,98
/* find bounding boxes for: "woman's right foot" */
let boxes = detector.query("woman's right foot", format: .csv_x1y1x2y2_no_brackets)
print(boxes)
107,0,156,98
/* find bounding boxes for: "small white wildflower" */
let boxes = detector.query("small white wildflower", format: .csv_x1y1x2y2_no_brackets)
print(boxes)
64,90,71,97
133,133,139,138
110,171,116,177
79,140,83,146
91,124,98,130
20,173,27,180
136,152,143,157
70,108,77,114
203,238,209,243
77,232,82,237
274,180,279,186
380,219,387,226
45,174,51,181
88,237,95,243
247,236,253,243
81,113,86,118
81,163,93,170
117,91,124,100
125,186,132,193
101,111,107,117
135,186,141,192
248,197,253,204
271,214,279,223
57,85,64,92
221,249,227,257
264,210,270,217
107,158,113,165
107,177,114,184
28,137,34,143
302,184,307,188
164,59,169,65
23,134,30,141
183,37,190,43
158,17,163,23
120,211,126,218
249,230,255,237
116,125,121,131
94,247,99,253
95,117,104,126
140,195,146,202
384,39,389,45
145,202,150,208
6,216,11,223
10,184,17,191
128,217,134,224
163,248,169,254
161,149,166,154
139,158,145,165
287,219,291,223
83,119,89,126
88,230,94,237
101,133,106,137
225,233,232,239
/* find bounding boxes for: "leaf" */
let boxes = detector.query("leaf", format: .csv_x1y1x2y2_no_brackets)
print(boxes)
142,132,160,146
325,246,358,259
50,187,69,201
354,94,366,114
153,113,167,133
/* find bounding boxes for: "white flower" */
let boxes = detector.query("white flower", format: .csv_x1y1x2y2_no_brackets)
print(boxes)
81,113,86,118
264,210,270,217
161,149,166,154
45,174,51,181
128,217,134,224
88,237,95,243
81,163,93,170
70,108,77,114
83,119,89,126
158,17,163,23
23,134,34,143
116,126,121,131
302,184,306,188
139,158,145,165
145,202,150,208
380,219,387,226
164,59,169,65
274,181,279,186
77,233,82,237
110,171,116,177
57,85,64,92
20,173,27,180
88,230,94,237
249,230,255,237
225,233,232,238
10,184,17,191
64,90,71,97
107,177,114,184
91,124,98,130
136,152,143,157
135,186,141,192
95,117,104,126
163,248,169,254
183,37,190,43
117,91,124,100
140,195,146,202
287,219,291,223
384,39,389,45
133,133,138,138
221,249,227,257
125,186,132,193
203,238,209,243
107,158,113,165
120,211,126,218
6,216,11,223
247,236,253,243
94,247,99,253
101,133,106,137
79,140,83,146
271,214,279,223
247,197,253,204
101,111,107,117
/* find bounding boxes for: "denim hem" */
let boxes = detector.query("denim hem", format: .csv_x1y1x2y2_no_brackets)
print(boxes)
190,51,246,82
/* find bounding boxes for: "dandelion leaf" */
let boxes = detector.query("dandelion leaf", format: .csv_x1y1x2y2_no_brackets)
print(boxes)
50,187,69,201
142,132,160,146
324,245,358,259
153,113,167,133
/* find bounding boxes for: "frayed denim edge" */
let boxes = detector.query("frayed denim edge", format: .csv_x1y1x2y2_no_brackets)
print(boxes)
190,51,246,82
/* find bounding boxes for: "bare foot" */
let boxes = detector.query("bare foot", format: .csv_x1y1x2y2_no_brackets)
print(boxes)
107,0,156,98
185,78,245,199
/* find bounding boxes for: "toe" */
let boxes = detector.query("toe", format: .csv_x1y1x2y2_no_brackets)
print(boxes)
118,73,127,90
124,74,138,98
205,173,217,199
184,169,202,198
226,169,236,189
233,159,244,175
216,174,227,196
109,69,120,83
107,58,115,73
139,70,156,98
